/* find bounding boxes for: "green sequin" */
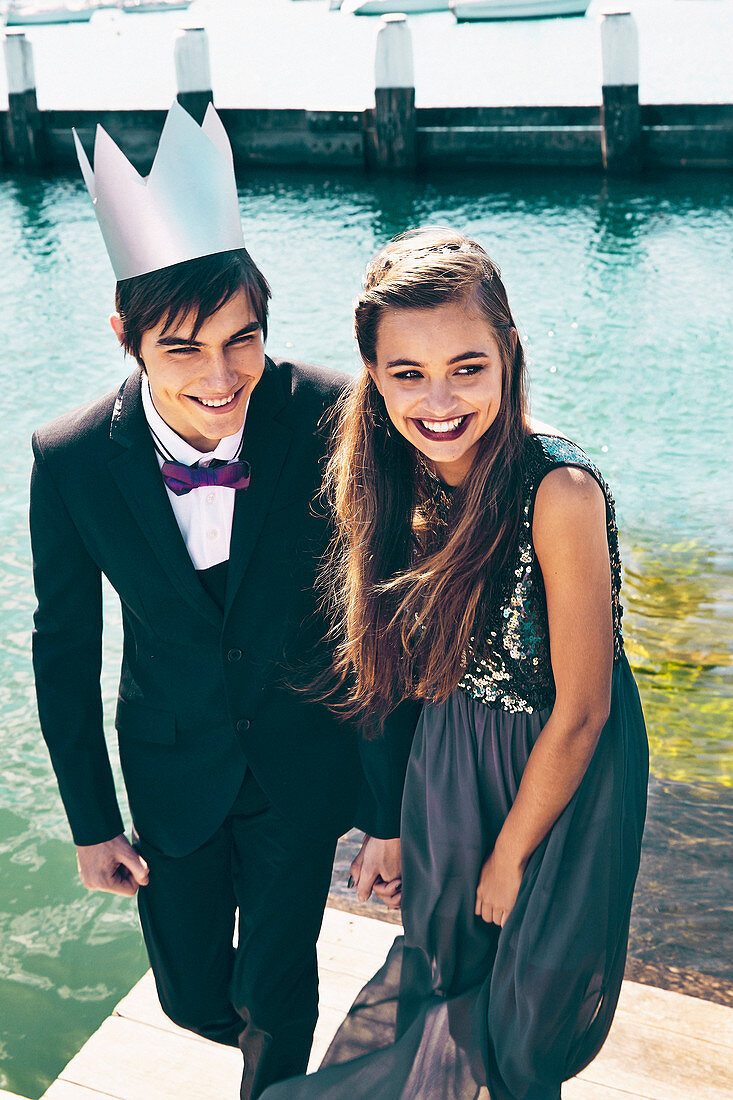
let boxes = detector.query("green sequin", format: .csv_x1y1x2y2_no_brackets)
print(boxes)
446,434,625,713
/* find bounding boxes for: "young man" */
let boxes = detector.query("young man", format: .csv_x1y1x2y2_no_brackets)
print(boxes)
30,103,365,1098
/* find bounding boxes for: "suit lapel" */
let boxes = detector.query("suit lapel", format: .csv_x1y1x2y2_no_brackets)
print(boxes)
108,371,222,628
224,360,293,614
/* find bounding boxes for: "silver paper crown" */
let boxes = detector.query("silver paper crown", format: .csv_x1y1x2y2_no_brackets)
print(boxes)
74,102,245,281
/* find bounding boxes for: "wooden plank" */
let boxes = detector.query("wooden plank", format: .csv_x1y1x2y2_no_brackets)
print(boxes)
643,125,733,170
318,937,394,981
417,125,602,168
640,104,733,127
316,967,365,1014
0,1090,34,1100
417,105,602,127
577,1012,733,1100
319,907,400,955
43,1084,114,1099
113,939,389,1033
564,1081,650,1099
614,980,733,1048
114,969,210,1041
104,972,359,1080
47,1016,242,1100
309,1006,346,1071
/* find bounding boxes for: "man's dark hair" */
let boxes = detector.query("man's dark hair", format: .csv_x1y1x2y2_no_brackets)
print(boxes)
115,248,271,366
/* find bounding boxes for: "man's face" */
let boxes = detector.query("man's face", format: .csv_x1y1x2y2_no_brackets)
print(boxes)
131,288,266,451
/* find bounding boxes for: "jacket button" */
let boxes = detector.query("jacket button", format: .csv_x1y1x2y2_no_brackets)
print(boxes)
227,648,243,662
236,718,251,733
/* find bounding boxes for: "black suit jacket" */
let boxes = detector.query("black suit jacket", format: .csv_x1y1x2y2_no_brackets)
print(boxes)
30,358,372,857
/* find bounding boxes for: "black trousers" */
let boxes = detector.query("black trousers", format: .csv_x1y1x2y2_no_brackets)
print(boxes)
134,771,338,1098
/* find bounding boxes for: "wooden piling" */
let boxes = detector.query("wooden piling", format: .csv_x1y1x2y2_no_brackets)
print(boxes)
601,12,642,174
374,14,417,174
174,27,213,124
2,32,45,172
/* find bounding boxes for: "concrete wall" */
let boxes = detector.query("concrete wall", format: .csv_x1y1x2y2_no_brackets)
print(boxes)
1,103,730,175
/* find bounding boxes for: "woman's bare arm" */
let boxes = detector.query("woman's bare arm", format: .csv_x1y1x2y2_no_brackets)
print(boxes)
475,465,613,926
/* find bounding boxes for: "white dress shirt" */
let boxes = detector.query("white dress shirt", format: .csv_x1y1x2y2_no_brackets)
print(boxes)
141,376,246,570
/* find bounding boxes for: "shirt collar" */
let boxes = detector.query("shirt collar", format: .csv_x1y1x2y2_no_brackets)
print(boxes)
141,375,245,466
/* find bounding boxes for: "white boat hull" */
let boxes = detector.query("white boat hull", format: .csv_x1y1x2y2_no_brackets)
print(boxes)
451,0,587,20
345,0,449,15
121,0,190,11
6,4,94,22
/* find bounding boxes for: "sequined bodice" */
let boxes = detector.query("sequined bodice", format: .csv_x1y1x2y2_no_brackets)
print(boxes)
456,434,624,714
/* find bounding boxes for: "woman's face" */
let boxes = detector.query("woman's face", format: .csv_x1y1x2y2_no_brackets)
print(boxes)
368,299,505,486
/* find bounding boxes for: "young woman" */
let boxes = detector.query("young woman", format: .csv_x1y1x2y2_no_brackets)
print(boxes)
262,228,648,1100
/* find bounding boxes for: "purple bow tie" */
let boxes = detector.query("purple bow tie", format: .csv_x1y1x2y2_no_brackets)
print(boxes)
161,459,251,497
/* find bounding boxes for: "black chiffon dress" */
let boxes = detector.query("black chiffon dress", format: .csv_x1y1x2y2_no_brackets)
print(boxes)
262,434,649,1100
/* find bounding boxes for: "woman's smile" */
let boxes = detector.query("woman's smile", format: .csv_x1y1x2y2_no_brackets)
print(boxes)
412,413,474,441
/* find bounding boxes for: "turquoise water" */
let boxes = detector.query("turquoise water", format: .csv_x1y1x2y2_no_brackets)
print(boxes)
1,165,732,1096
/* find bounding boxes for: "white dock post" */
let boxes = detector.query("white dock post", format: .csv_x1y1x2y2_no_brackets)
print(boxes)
600,11,642,174
374,13,417,173
3,31,44,171
174,26,213,123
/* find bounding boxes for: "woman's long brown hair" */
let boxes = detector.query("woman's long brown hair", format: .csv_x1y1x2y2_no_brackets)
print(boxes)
320,228,530,729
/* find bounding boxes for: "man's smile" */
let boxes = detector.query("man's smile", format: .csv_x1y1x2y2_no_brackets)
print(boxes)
185,384,247,412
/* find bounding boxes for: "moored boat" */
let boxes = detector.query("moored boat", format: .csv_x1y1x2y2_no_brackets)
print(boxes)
120,0,190,12
2,0,191,22
5,1,96,23
343,0,449,15
450,0,588,20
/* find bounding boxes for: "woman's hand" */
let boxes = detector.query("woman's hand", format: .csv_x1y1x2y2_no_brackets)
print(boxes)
474,846,525,927
350,834,402,907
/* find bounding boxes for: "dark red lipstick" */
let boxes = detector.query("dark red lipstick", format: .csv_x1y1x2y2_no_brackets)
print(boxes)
412,414,472,442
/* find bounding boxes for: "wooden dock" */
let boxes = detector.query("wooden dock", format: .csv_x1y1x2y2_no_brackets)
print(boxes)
1,906,722,1100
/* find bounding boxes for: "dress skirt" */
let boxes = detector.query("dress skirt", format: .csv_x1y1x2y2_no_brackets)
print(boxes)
261,652,648,1100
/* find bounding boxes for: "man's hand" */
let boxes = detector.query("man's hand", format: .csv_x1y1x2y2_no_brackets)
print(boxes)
350,834,402,908
76,834,149,896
